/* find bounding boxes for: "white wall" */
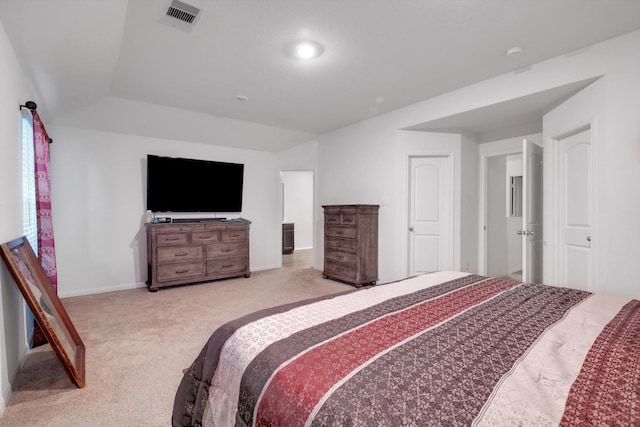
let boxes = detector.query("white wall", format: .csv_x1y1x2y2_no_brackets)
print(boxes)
0,19,35,414
48,125,282,297
282,171,313,250
318,30,640,297
486,156,508,277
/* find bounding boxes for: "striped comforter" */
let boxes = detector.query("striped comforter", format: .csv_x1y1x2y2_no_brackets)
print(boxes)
172,271,640,426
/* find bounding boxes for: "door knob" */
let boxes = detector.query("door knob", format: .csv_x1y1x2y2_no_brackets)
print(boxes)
525,230,534,236
409,226,414,232
517,230,523,235
587,236,591,242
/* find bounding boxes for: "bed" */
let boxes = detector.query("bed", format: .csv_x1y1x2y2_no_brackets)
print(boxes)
172,271,640,426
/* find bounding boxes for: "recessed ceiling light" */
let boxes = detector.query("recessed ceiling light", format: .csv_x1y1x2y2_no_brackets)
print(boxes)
506,46,524,58
287,40,324,60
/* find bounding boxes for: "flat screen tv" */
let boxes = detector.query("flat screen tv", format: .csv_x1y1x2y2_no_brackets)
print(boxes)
146,154,244,213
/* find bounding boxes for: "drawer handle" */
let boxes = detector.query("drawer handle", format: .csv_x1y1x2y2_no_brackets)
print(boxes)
222,264,233,269
335,255,344,260
228,234,240,238
165,237,180,241
328,219,337,222
175,269,189,274
175,252,188,257
343,218,353,222
222,248,233,253
198,235,213,240
335,230,344,235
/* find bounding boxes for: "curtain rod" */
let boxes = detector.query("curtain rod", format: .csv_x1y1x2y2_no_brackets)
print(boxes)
19,100,53,144
19,100,37,112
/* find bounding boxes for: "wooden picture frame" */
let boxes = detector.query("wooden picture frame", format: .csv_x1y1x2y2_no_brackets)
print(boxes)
0,236,85,388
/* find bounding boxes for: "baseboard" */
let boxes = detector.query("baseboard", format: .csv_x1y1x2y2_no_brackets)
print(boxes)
2,339,29,417
0,390,5,417
59,282,146,298
57,265,308,298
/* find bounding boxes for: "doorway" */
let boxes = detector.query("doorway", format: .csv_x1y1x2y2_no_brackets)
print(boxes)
482,139,543,282
280,171,314,269
407,155,454,275
485,154,523,279
550,127,593,291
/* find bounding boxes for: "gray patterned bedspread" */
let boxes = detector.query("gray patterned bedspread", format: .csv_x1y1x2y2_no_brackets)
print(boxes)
172,271,640,426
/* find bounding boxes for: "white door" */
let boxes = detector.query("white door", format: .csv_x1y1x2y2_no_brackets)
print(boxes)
522,139,543,283
558,128,593,291
408,156,453,275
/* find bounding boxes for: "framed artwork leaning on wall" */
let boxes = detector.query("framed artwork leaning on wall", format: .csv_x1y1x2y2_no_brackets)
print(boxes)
0,236,85,388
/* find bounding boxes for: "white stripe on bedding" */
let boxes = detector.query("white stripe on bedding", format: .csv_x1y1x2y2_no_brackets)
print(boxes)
204,271,471,427
474,292,630,427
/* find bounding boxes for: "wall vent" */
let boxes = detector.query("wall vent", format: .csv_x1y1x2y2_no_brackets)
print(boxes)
161,0,203,32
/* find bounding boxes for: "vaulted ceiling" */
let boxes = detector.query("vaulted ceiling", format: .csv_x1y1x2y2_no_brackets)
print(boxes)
2,0,640,151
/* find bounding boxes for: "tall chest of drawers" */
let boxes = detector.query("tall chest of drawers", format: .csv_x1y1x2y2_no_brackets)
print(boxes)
145,220,250,291
322,205,379,287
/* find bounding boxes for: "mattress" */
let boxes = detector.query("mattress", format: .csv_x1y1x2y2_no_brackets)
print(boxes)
172,271,640,426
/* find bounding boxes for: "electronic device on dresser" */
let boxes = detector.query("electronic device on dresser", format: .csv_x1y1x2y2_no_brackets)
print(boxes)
145,219,251,291
146,154,244,213
322,204,378,287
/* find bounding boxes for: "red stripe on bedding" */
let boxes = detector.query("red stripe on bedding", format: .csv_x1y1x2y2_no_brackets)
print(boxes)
254,278,517,426
560,300,640,426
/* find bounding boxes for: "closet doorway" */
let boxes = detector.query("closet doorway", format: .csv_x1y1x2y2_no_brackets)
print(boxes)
280,171,314,269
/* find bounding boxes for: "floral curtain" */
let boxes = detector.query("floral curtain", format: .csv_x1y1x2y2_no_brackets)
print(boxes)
32,111,58,291
31,110,57,347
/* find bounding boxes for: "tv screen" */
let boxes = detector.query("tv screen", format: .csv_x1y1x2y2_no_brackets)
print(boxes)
146,154,244,212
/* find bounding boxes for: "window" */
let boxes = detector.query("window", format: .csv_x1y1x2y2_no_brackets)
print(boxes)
21,110,37,252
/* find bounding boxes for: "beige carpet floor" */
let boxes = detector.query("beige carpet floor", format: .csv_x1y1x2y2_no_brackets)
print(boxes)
0,260,350,426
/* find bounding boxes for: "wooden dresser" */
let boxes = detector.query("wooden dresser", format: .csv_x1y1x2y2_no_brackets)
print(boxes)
282,223,294,254
145,220,250,291
322,204,379,287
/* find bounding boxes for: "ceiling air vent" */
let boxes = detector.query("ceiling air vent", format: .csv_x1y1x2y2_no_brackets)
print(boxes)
161,0,203,32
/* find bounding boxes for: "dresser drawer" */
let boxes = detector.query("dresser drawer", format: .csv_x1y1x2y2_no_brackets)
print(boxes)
206,242,248,258
325,237,357,253
157,245,204,263
325,214,341,225
157,261,204,282
340,213,357,225
191,231,220,244
325,226,357,239
324,259,357,281
207,256,248,275
154,224,205,233
325,249,357,265
325,213,357,225
221,229,248,242
156,232,188,246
